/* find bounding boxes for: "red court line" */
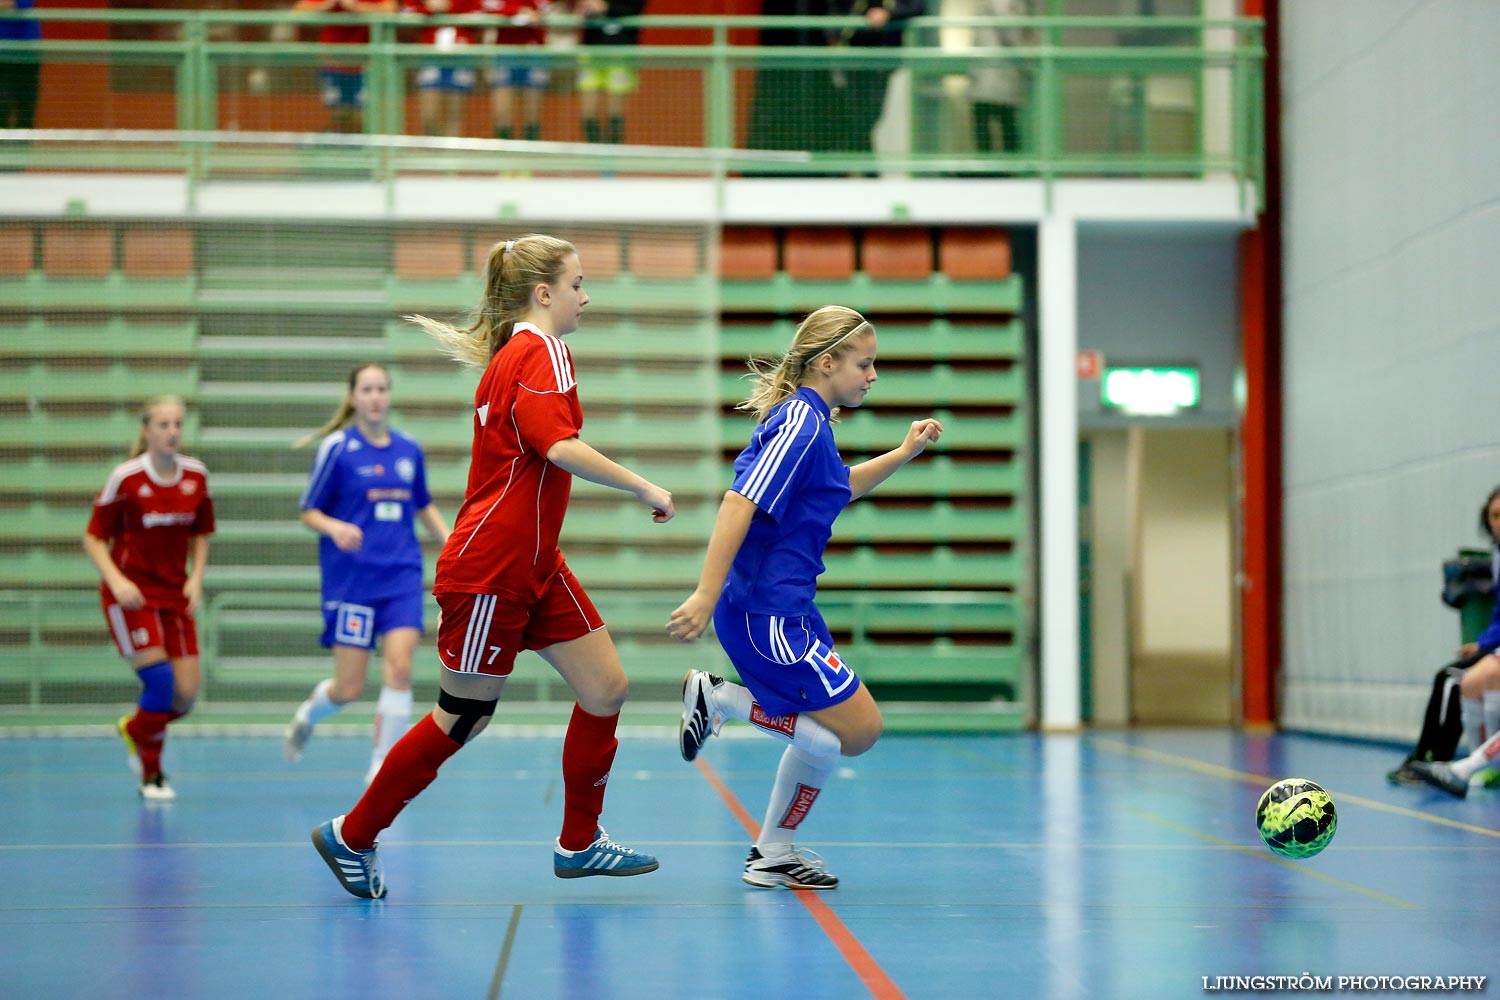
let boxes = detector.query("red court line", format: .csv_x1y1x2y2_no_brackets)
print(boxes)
693,757,909,1000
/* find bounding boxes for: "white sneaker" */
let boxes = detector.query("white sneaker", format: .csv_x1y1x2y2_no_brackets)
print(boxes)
742,845,837,890
139,773,176,802
679,670,725,762
283,704,313,763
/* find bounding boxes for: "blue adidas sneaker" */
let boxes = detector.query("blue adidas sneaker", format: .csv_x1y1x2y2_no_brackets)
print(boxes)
311,815,386,899
554,827,659,879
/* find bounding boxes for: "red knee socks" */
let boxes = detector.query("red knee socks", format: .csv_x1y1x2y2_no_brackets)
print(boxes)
341,713,461,851
560,703,620,851
126,709,172,777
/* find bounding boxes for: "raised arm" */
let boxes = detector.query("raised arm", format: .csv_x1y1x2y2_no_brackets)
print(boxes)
666,490,758,642
846,418,943,500
546,435,674,522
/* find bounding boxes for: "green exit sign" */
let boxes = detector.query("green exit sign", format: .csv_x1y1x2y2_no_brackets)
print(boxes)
1101,366,1200,414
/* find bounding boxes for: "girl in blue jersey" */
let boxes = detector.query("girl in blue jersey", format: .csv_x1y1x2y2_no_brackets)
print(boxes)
286,364,450,784
668,305,941,889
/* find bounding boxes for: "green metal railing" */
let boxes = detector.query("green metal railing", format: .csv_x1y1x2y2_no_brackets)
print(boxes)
0,10,1263,201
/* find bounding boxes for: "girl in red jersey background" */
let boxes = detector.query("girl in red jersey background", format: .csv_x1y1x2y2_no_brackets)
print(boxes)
83,395,215,802
311,233,673,899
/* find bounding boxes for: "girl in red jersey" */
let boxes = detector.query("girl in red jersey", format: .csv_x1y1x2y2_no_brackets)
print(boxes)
83,396,216,802
312,233,674,899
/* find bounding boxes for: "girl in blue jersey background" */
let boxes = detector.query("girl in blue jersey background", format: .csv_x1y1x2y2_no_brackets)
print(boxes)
668,305,941,889
286,364,449,784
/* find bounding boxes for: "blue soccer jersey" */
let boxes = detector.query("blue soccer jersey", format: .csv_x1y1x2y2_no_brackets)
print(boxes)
725,388,852,615
300,425,433,604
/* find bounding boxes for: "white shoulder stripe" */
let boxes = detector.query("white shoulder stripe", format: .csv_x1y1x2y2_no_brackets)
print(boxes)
97,457,146,505
536,331,576,393
741,401,813,503
300,431,347,508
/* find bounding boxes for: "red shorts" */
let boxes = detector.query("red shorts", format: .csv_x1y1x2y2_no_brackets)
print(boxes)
435,563,604,676
102,597,199,660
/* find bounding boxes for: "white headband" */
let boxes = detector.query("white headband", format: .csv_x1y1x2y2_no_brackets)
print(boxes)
802,320,872,366
503,240,514,255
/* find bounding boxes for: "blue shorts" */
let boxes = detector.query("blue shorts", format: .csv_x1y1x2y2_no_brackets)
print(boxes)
486,60,549,90
713,597,860,718
318,69,365,110
321,591,426,649
416,65,477,92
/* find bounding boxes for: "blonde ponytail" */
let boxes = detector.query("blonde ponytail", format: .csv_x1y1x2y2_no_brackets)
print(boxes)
737,306,872,424
409,233,576,370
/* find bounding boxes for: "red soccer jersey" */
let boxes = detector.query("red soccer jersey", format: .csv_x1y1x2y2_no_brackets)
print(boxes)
406,0,484,45
480,0,545,47
87,456,216,612
435,324,582,600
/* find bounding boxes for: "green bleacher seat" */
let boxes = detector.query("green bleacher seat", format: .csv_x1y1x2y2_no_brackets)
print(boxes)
0,318,197,359
719,273,1023,316
717,365,1021,407
1,362,199,404
2,411,202,451
722,410,1021,452
719,318,1024,363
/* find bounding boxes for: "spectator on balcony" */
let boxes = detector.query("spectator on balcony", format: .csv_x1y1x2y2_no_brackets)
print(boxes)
822,0,926,157
573,0,644,147
0,0,42,131
968,0,1036,169
296,0,399,134
481,0,549,143
407,0,484,137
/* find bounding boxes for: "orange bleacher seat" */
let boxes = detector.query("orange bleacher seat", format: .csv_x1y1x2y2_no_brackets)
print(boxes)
567,229,623,281
631,230,700,279
718,227,777,280
0,223,33,275
396,229,465,280
395,229,466,280
939,228,1011,281
122,226,195,279
42,224,114,278
862,228,933,280
783,228,855,281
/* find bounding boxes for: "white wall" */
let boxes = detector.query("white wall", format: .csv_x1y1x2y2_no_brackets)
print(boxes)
1280,0,1500,738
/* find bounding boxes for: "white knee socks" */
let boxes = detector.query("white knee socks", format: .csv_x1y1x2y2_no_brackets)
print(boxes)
710,677,842,758
1461,697,1483,753
756,744,839,856
370,686,413,774
299,678,342,727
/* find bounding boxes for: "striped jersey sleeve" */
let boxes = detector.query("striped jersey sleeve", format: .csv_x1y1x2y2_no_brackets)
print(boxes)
730,398,820,521
299,431,347,511
512,334,581,456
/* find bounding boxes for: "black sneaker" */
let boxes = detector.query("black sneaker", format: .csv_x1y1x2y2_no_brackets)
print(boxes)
1408,760,1469,799
742,845,838,890
1386,759,1425,785
679,670,724,762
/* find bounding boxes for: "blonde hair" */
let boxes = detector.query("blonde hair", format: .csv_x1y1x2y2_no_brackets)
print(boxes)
406,234,578,370
737,306,874,424
130,395,187,458
294,363,389,449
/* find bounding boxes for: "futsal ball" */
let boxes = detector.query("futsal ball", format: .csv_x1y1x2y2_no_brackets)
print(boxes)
1255,778,1337,859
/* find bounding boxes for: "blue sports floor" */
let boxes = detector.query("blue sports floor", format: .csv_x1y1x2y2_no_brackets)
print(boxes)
2,726,1497,999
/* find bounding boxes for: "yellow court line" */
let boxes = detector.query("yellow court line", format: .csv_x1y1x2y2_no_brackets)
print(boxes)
1124,806,1419,911
1092,737,1500,840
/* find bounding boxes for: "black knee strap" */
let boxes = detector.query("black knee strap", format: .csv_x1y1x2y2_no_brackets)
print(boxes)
438,689,499,744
